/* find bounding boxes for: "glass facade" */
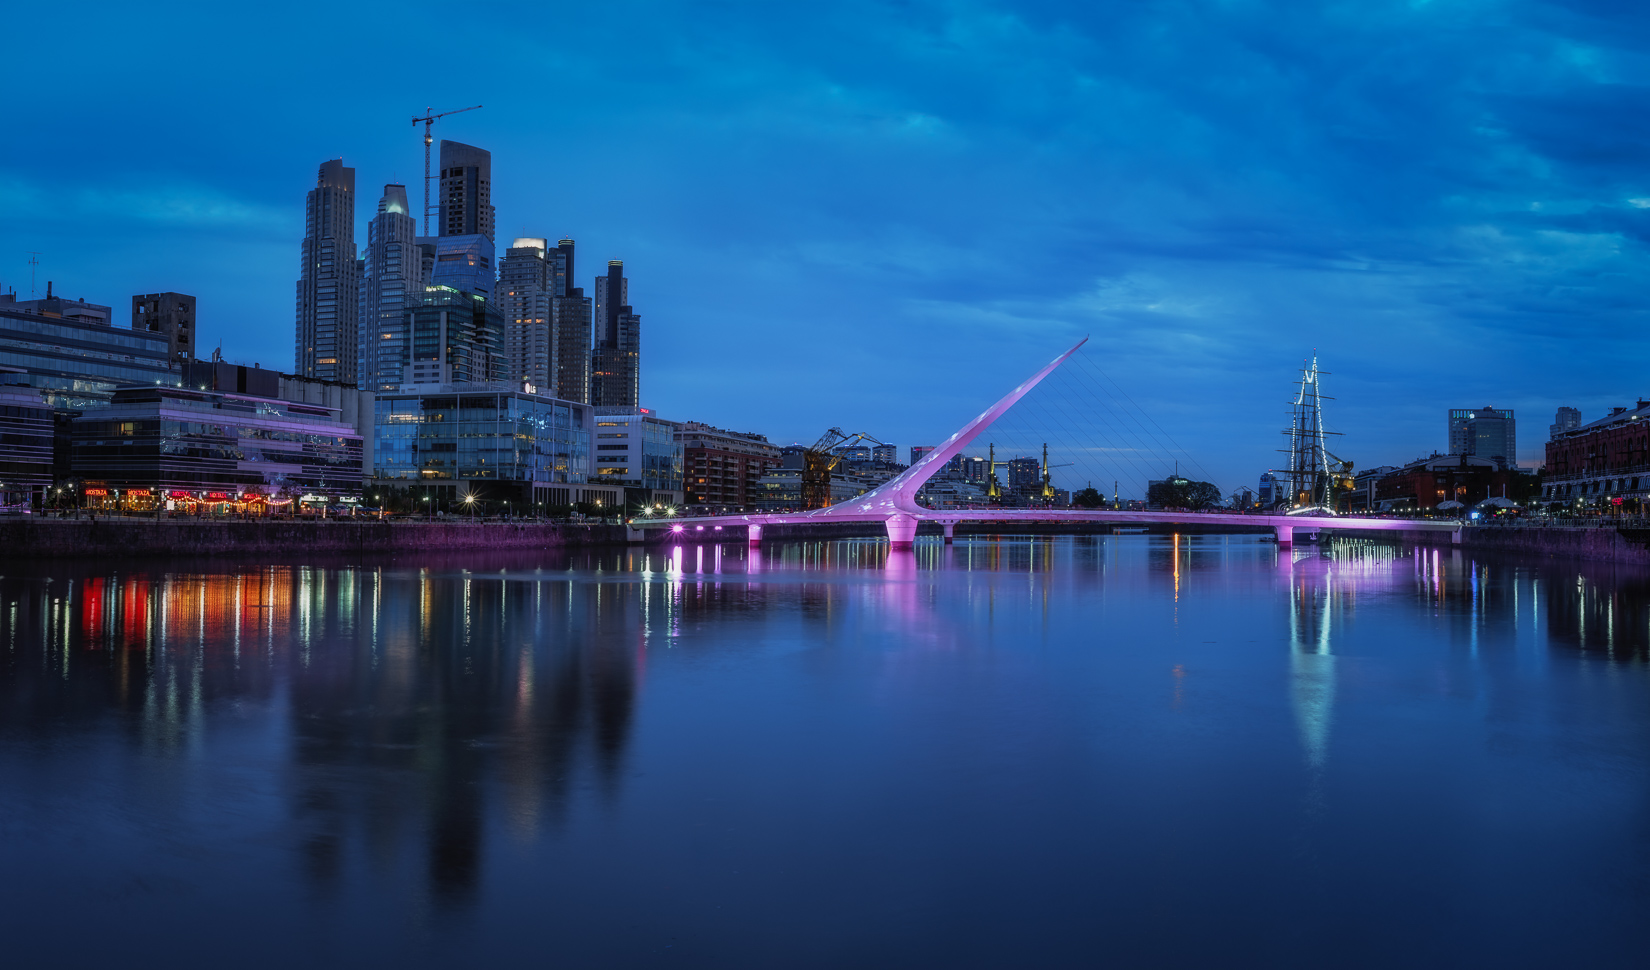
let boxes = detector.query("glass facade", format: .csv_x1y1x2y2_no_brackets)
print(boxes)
372,386,590,498
0,307,178,409
403,287,505,385
592,407,684,500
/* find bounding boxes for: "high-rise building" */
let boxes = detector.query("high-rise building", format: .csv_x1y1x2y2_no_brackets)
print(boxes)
872,444,898,465
498,238,555,391
358,185,421,392
591,261,640,407
401,287,504,386
438,140,495,241
552,288,592,404
427,233,495,298
131,292,195,366
1550,407,1582,440
1448,406,1517,469
295,159,358,384
1007,456,1041,492
551,238,575,296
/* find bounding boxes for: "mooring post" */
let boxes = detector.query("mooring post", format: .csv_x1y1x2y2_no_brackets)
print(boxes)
886,513,919,550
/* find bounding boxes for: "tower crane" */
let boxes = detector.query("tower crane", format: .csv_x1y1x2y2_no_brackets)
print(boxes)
412,105,483,236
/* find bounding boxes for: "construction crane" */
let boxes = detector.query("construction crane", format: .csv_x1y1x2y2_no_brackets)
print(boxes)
801,428,885,510
412,105,483,236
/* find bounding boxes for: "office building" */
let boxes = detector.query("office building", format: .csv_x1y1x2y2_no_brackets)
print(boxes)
71,384,363,510
438,140,495,241
911,445,935,465
295,158,358,384
591,261,640,407
871,443,898,465
1447,406,1516,468
3,284,113,325
550,238,575,296
1007,456,1041,492
371,383,608,510
0,380,54,506
592,406,684,507
1258,471,1278,507
553,288,593,404
1550,407,1582,440
1543,400,1650,505
402,287,504,386
498,238,555,390
676,422,781,513
358,184,421,392
132,292,195,366
427,233,495,299
0,299,177,409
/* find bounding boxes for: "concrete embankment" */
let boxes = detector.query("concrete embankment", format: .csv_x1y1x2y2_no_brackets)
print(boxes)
4,518,633,560
1458,525,1650,565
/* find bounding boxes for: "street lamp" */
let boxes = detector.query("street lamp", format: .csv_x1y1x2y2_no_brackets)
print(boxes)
464,493,475,520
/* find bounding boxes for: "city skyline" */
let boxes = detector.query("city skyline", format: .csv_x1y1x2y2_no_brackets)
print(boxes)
7,3,1650,488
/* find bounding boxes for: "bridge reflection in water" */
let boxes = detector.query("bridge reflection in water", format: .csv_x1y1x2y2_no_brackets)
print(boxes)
0,537,1647,926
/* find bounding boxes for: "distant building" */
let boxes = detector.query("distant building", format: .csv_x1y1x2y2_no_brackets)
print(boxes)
1347,465,1397,513
0,381,54,506
676,422,781,513
872,443,897,465
916,479,990,509
295,158,358,384
1373,454,1524,511
1550,406,1581,440
0,300,177,409
910,445,935,465
1007,456,1041,493
498,238,556,391
1258,471,1278,507
593,406,683,508
591,261,640,408
1448,406,1516,469
131,292,195,367
371,383,603,510
2,283,113,326
426,233,495,299
438,140,495,241
401,286,505,386
71,384,364,510
553,288,592,404
358,184,421,391
1543,400,1650,506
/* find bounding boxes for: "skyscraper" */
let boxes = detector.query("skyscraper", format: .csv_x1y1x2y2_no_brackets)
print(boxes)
402,287,504,386
591,260,640,407
438,140,495,241
498,238,555,390
295,159,358,383
1550,406,1581,440
553,288,592,404
1448,406,1517,468
358,184,421,391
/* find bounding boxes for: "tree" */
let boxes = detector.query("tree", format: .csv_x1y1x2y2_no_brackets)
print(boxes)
1147,478,1223,510
1072,487,1105,508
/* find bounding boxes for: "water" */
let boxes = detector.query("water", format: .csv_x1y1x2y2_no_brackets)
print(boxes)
2,536,1648,968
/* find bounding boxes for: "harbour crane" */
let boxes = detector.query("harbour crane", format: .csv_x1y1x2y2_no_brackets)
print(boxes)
412,105,483,235
802,428,885,509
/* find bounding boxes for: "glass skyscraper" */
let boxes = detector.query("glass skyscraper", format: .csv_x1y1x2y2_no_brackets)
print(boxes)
295,159,358,384
358,184,421,392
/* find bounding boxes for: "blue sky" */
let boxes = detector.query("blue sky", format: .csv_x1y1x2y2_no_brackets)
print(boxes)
6,0,1650,494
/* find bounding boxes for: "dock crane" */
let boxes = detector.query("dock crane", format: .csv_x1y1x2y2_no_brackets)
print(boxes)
802,428,885,509
412,105,483,236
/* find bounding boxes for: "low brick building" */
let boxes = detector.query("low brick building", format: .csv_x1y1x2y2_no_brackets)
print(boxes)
1374,454,1524,511
1543,401,1650,506
676,422,781,514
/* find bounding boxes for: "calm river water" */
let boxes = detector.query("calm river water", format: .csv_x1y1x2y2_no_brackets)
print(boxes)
2,536,1649,967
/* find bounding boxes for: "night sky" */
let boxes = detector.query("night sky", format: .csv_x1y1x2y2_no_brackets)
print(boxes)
7,1,1649,494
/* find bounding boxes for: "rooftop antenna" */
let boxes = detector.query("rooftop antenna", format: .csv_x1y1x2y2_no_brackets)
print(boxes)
411,105,483,236
24,252,40,298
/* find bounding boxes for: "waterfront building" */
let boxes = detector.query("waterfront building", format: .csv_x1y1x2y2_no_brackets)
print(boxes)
0,299,177,409
1346,465,1398,513
2,284,113,326
358,185,421,392
1550,406,1582,440
1543,401,1650,506
402,286,505,386
754,466,876,511
591,261,640,408
371,383,608,509
592,406,684,508
911,445,935,465
553,288,593,404
438,140,495,241
1448,406,1517,469
915,479,990,509
131,292,195,367
1373,454,1523,511
675,422,781,513
70,384,363,510
295,158,358,384
498,238,555,391
0,380,54,506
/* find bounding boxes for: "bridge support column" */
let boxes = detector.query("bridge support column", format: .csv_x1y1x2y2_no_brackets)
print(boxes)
943,522,956,544
885,513,919,550
747,524,763,547
1451,528,1462,545
1275,524,1293,547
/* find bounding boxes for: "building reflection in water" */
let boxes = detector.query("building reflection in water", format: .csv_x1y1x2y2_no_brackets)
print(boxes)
0,559,641,907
